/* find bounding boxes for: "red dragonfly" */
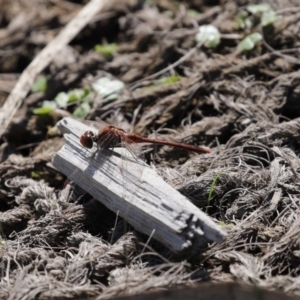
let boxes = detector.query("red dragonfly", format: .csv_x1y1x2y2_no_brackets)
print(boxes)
63,118,210,192
80,124,211,155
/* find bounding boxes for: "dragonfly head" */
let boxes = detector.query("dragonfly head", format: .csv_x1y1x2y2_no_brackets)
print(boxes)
80,130,95,149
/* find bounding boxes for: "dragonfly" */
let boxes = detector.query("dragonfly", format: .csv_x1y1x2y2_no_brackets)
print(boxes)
62,118,211,191
79,124,211,155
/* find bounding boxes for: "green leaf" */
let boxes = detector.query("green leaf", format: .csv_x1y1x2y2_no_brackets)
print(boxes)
261,10,281,27
206,171,223,214
237,32,262,53
55,88,90,107
81,87,91,99
31,171,41,179
247,3,272,14
33,100,57,115
33,107,54,115
55,92,69,107
92,77,124,100
69,88,90,102
155,75,182,86
219,221,235,227
31,76,47,93
195,25,220,48
73,102,91,119
235,10,252,29
68,89,85,103
43,100,56,108
94,43,118,57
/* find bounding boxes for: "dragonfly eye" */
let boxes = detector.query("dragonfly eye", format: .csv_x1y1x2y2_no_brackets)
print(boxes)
80,131,94,149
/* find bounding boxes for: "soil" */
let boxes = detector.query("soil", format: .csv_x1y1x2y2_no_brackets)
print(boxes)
1,0,300,299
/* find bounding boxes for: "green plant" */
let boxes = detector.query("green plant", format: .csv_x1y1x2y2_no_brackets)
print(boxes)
33,87,91,119
219,221,235,227
31,76,47,93
92,77,124,102
237,32,262,53
195,25,221,48
235,3,281,30
206,171,223,214
33,76,125,119
155,75,182,86
94,43,118,57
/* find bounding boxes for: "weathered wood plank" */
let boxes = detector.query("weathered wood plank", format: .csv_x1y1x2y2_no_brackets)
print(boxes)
52,117,226,253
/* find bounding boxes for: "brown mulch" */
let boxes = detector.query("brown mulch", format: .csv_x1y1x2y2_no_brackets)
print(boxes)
1,0,300,299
